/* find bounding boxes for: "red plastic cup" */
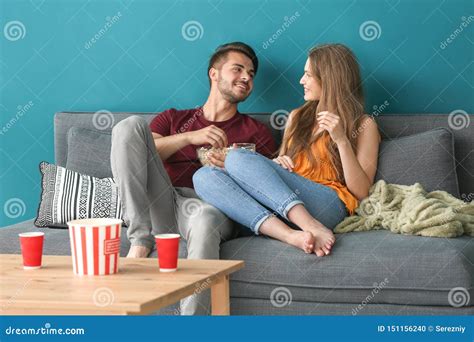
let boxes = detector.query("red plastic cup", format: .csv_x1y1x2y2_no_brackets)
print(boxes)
19,232,44,270
155,234,180,272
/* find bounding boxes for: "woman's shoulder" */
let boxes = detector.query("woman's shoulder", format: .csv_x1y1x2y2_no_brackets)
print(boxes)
357,114,381,142
361,113,375,123
359,114,378,127
288,108,299,118
287,107,303,126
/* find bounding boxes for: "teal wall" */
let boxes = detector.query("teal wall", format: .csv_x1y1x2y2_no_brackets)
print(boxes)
1,0,473,227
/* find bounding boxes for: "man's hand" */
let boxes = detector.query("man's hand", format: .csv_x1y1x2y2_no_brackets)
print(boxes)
186,125,228,148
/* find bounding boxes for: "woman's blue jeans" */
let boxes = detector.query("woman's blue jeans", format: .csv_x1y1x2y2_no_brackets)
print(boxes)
193,149,348,235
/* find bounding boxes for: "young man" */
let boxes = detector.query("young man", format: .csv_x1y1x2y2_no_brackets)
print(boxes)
110,42,276,315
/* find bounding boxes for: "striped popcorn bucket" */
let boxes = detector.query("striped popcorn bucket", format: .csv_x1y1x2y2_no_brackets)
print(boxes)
67,218,122,276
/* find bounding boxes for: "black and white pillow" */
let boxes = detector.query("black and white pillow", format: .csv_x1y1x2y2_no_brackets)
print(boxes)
35,162,123,228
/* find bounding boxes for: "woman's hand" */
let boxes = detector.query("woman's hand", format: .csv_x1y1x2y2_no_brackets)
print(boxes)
273,155,294,172
317,111,348,145
207,150,226,168
208,144,237,168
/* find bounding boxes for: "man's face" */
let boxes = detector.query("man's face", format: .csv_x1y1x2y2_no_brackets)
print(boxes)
212,52,255,103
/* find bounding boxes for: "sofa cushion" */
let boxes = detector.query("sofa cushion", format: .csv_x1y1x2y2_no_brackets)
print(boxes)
375,128,459,197
35,162,123,228
229,298,474,315
66,127,113,178
220,232,474,307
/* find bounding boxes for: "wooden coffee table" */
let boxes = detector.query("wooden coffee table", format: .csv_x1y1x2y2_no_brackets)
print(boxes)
0,254,243,315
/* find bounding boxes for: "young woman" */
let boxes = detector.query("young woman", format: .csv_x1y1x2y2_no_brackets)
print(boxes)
193,44,381,257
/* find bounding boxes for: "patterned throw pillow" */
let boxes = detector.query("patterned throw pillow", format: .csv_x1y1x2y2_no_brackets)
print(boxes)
35,161,123,228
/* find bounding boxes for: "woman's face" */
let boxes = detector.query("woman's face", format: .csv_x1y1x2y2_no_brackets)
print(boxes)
300,58,321,101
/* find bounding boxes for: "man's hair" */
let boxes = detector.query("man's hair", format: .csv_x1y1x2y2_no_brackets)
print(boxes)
207,42,258,84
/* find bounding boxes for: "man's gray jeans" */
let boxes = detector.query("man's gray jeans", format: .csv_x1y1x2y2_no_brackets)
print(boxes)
110,116,236,315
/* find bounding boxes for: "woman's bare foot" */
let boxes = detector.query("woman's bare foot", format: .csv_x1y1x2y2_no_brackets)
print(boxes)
287,230,315,254
304,223,336,257
127,245,151,258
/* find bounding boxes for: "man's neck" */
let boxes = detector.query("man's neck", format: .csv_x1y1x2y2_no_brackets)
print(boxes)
202,97,238,122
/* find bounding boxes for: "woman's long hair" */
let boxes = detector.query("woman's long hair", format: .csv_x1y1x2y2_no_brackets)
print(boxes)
280,44,366,185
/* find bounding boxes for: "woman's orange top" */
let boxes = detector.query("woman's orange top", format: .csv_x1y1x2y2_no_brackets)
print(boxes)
292,133,359,215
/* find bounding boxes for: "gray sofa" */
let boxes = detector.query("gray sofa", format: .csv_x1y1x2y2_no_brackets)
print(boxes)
1,111,473,315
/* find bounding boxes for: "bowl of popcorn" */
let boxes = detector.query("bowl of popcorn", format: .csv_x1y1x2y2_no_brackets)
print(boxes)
197,143,256,166
196,147,228,166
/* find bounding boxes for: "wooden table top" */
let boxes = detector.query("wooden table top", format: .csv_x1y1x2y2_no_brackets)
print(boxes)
0,254,244,315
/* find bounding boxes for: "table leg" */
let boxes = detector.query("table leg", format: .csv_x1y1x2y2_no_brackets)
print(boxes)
211,275,230,315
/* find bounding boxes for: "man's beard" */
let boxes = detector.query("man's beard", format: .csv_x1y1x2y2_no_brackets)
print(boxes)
217,75,251,104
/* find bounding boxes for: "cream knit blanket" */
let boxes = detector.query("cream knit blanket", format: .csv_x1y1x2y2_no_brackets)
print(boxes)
334,180,474,237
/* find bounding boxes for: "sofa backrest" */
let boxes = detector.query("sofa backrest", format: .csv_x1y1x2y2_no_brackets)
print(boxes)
54,112,473,199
